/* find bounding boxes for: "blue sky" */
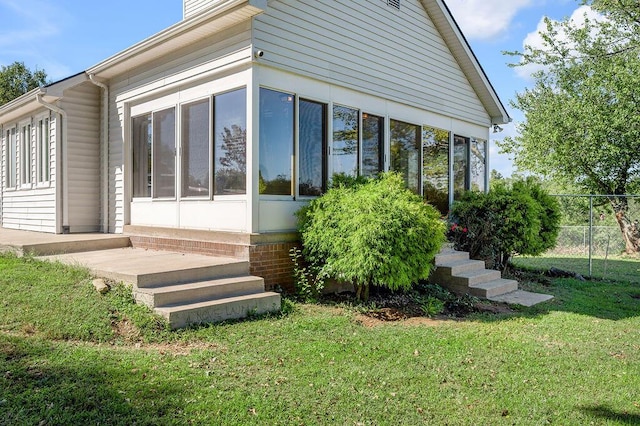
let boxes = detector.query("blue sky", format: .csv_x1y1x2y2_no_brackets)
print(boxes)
0,0,589,176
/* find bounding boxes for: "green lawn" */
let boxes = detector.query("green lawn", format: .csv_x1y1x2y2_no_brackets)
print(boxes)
1,253,640,425
513,253,640,284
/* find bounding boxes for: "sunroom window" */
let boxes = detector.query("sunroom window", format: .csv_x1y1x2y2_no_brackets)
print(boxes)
390,119,421,194
299,99,327,196
259,88,294,195
332,105,359,177
214,88,247,195
422,126,450,215
361,113,384,178
181,99,210,198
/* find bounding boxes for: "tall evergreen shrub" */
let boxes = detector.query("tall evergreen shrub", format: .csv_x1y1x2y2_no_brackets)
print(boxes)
296,173,445,301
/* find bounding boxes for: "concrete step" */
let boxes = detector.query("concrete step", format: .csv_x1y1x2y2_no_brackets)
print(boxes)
435,250,469,265
155,292,282,329
43,247,249,288
449,268,502,287
469,278,519,298
488,290,554,307
134,275,265,308
432,258,486,278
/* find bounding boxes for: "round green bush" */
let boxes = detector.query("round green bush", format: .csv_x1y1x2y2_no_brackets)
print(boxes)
449,177,561,269
296,172,446,300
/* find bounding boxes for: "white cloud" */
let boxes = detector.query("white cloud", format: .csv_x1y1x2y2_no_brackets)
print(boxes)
515,5,605,79
445,0,534,41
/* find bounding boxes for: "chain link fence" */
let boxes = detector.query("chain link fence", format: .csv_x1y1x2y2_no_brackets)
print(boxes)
514,194,640,281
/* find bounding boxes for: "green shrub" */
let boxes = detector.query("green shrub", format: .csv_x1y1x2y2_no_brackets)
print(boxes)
296,172,445,301
449,177,561,269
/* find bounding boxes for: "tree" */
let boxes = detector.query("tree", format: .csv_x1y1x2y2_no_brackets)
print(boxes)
501,7,640,253
0,62,48,105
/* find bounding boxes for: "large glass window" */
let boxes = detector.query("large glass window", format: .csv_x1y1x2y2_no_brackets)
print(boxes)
470,138,486,192
6,128,16,188
332,105,359,177
181,99,210,198
423,126,450,215
152,108,176,198
20,124,31,185
37,118,50,183
215,88,247,195
390,119,421,194
259,88,294,195
132,114,152,197
453,135,469,200
299,99,327,196
362,113,384,178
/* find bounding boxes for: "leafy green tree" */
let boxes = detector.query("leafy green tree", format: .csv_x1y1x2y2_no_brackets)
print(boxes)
0,62,48,105
501,7,640,253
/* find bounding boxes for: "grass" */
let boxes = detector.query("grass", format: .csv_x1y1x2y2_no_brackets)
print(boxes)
2,253,640,425
513,253,640,284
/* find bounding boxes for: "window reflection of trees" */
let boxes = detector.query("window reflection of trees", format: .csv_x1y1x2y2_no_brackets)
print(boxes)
470,138,486,192
332,105,359,177
422,126,449,215
390,119,421,194
362,114,384,178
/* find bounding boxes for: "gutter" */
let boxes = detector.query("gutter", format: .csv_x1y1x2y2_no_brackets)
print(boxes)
36,92,69,234
88,74,110,233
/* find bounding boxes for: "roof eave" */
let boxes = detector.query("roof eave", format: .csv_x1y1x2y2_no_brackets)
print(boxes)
87,0,266,79
423,0,511,125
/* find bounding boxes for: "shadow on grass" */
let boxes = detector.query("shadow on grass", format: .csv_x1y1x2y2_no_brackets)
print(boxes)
0,334,185,425
581,405,640,424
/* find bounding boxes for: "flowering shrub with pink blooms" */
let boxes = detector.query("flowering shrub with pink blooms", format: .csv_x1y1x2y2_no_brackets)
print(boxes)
449,177,560,269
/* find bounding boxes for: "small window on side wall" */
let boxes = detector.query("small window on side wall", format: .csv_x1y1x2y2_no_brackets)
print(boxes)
332,105,359,178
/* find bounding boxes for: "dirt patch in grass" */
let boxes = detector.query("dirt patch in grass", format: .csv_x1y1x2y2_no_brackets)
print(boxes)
327,291,516,328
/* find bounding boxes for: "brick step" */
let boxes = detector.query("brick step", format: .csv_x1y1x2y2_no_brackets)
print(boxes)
155,292,282,329
134,275,265,308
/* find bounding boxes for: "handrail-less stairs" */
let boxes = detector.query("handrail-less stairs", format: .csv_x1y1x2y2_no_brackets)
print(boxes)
429,247,554,307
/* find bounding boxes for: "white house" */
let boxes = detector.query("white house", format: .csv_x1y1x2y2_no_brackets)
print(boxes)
0,0,509,289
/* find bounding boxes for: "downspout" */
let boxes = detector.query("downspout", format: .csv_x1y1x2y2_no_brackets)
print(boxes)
88,74,109,233
37,92,69,233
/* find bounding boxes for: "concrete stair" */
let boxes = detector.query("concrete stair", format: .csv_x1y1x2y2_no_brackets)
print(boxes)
41,247,281,328
430,247,552,306
130,260,281,329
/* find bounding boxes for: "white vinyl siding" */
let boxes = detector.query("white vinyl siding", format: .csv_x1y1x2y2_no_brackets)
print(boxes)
253,0,491,126
60,82,101,233
1,110,57,233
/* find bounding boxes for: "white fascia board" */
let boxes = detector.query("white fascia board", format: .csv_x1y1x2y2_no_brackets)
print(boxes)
423,0,511,125
87,0,266,79
0,72,89,125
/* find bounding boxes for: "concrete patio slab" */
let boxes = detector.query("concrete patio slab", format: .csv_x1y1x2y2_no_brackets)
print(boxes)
0,228,130,255
43,247,247,286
